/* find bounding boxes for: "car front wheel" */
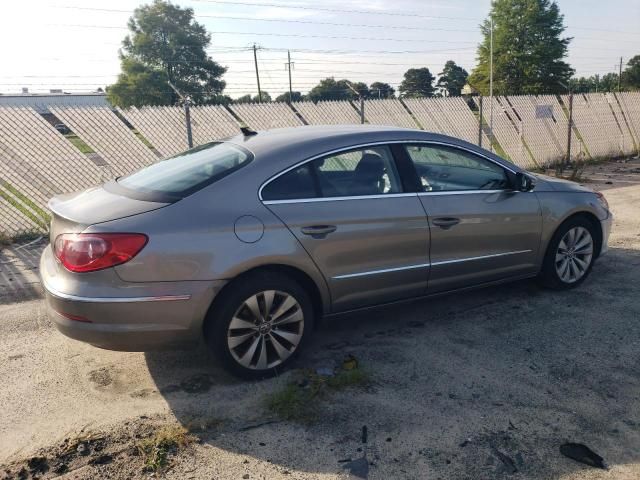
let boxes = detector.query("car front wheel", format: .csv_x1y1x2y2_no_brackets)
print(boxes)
539,217,598,289
205,272,314,379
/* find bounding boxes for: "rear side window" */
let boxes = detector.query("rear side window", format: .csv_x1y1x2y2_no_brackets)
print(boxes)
118,142,252,197
261,145,402,201
261,164,319,201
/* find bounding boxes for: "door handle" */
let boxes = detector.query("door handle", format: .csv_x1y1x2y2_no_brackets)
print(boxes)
432,217,460,229
301,225,337,238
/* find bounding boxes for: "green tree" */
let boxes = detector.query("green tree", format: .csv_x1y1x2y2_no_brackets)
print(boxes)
436,61,468,97
369,82,395,99
600,73,620,92
468,0,573,95
275,91,304,102
107,0,226,108
307,78,368,102
235,91,271,103
622,55,640,90
398,68,435,97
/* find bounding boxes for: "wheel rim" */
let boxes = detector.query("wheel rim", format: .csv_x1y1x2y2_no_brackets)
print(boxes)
555,226,593,284
227,290,304,370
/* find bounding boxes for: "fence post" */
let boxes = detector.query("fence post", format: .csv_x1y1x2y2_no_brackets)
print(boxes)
566,93,573,167
184,99,193,149
478,95,483,147
360,97,365,124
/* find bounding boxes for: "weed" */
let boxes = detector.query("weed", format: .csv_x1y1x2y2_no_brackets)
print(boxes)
265,364,371,424
137,425,190,472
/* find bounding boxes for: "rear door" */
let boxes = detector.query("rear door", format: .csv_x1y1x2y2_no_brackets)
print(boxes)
402,143,542,293
261,144,431,312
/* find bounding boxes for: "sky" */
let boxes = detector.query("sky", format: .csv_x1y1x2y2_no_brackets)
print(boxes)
0,0,638,98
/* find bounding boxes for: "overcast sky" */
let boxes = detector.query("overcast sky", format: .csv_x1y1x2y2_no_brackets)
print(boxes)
1,0,638,98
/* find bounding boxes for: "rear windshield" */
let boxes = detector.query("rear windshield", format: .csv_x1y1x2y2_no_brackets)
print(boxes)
117,142,252,198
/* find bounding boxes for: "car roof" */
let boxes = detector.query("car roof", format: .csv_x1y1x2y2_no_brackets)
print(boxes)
225,124,477,161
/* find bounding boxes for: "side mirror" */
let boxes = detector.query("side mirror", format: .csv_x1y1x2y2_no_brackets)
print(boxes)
515,172,534,192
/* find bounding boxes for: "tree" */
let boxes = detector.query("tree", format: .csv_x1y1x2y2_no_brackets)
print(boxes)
307,78,368,102
234,91,271,103
275,91,304,102
369,82,395,99
436,61,468,97
398,68,435,97
568,73,620,93
468,0,573,95
107,0,226,108
622,55,640,90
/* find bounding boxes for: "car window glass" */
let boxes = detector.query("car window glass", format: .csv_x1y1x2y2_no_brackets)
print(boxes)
118,142,252,197
261,163,319,200
311,146,402,197
404,144,508,192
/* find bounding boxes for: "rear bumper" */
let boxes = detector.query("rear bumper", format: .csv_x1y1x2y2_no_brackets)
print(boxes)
40,246,226,351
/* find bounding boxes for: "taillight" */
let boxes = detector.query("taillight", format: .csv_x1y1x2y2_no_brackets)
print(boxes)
53,233,148,273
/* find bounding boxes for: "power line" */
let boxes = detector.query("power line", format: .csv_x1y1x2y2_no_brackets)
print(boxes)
190,0,481,21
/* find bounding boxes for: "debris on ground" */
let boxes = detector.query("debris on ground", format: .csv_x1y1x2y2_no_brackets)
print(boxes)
559,443,608,469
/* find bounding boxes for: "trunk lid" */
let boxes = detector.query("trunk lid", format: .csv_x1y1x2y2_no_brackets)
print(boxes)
48,185,170,243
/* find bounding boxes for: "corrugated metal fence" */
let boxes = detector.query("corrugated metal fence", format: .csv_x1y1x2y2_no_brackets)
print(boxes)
1,92,639,238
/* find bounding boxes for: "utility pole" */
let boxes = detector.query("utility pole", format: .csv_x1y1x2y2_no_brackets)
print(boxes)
345,81,365,124
167,81,193,149
489,15,494,153
253,43,263,103
478,95,483,148
618,57,623,92
285,50,294,103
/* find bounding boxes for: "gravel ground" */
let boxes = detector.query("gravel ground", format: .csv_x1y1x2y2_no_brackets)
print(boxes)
1,158,639,480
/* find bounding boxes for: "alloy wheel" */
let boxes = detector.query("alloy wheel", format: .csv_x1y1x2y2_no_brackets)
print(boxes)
555,226,594,284
227,290,304,370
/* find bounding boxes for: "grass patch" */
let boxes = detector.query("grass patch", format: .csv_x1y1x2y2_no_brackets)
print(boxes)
134,130,154,149
137,425,191,473
265,360,370,424
64,134,95,154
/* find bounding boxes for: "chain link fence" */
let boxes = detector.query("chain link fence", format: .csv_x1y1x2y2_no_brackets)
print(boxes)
1,92,639,240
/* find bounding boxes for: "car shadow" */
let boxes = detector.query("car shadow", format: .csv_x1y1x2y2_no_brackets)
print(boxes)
0,240,45,305
145,245,640,478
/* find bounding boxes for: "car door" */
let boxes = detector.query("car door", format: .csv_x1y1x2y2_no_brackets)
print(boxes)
261,144,431,312
402,143,542,293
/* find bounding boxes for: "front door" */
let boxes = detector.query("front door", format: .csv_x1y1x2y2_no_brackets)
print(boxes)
261,144,431,311
402,143,542,293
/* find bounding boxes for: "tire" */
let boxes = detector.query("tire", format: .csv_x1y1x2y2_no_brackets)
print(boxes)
538,216,598,290
204,271,315,379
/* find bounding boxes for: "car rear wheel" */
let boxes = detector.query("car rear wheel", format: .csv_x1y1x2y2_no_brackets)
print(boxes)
205,272,314,379
539,217,597,290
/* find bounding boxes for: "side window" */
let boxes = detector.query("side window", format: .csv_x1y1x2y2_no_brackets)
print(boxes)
261,164,319,201
405,144,509,192
311,146,402,197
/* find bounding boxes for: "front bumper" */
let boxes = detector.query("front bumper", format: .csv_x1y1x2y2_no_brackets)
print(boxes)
40,245,226,351
599,211,613,256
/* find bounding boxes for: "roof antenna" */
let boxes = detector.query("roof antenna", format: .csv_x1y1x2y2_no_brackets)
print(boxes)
240,123,258,136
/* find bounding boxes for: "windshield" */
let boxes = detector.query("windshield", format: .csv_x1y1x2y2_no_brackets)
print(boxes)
117,142,252,198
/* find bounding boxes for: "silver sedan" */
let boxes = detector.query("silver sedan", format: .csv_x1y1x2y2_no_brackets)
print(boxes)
40,125,612,378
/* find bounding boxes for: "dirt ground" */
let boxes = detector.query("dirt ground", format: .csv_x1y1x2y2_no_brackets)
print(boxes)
1,158,640,480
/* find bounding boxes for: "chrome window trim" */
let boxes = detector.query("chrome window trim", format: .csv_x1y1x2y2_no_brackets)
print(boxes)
418,189,505,196
258,140,519,203
331,250,532,279
263,192,418,205
43,280,191,303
